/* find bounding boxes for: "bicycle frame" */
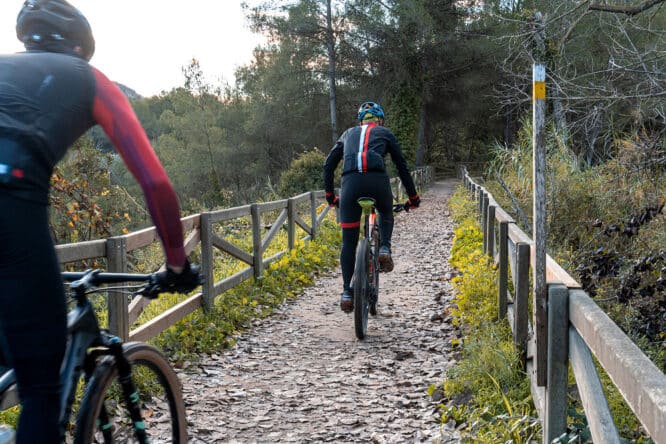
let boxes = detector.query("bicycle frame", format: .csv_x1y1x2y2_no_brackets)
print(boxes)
358,199,377,241
60,297,107,429
0,272,151,435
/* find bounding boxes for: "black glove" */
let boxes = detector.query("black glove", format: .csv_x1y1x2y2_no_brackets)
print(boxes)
406,194,420,210
325,192,339,208
141,260,202,299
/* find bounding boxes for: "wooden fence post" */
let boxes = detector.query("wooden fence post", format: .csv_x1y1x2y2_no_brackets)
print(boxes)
498,221,509,319
200,212,215,311
515,242,530,365
481,193,489,251
545,283,569,442
486,204,495,257
287,198,296,250
310,192,317,239
251,204,263,278
533,62,548,387
106,236,128,340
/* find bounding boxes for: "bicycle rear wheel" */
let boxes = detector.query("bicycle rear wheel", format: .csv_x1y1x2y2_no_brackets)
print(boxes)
369,225,380,316
74,342,187,444
354,240,370,339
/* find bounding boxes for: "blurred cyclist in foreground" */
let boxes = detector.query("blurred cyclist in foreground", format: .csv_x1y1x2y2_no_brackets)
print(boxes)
0,1,199,442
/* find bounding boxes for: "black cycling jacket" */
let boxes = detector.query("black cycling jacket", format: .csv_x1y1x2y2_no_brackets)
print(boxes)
0,50,186,266
323,122,417,197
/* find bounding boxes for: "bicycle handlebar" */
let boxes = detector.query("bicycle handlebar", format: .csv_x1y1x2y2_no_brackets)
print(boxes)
62,271,152,284
63,267,203,300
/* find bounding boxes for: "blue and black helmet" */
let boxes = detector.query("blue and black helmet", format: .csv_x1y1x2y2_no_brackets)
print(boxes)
357,101,385,122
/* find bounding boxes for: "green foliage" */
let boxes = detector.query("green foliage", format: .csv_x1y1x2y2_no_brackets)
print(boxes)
484,124,660,441
50,138,143,247
277,148,327,197
387,82,421,164
449,185,480,228
0,406,19,429
442,193,540,442
486,121,666,377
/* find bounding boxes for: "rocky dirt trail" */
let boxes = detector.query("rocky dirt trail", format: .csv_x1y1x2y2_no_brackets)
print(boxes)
179,180,462,443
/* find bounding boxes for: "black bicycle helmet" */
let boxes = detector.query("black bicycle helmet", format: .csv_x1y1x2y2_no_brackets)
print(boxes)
16,0,95,61
357,101,385,122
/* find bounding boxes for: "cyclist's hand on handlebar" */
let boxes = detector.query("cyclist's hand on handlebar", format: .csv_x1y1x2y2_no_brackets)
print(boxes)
141,260,202,299
325,192,339,208
405,194,420,211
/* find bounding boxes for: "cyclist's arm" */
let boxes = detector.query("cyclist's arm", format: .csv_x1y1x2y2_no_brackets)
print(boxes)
91,67,186,268
386,131,417,197
323,141,343,193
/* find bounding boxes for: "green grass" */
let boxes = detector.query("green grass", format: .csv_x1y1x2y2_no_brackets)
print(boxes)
443,186,654,443
439,186,541,443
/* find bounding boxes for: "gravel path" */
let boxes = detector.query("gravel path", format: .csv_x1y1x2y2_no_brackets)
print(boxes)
179,180,462,443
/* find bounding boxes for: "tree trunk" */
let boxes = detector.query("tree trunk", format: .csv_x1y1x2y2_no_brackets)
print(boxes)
552,86,570,148
415,98,427,167
325,0,338,144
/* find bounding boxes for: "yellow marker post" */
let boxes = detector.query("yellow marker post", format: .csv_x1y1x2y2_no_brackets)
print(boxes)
533,65,546,101
532,63,547,392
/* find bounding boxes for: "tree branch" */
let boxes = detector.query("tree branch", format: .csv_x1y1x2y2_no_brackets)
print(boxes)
589,0,666,16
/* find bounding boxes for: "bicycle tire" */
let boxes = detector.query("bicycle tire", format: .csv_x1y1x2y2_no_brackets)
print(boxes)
74,342,187,444
354,240,370,339
369,225,380,316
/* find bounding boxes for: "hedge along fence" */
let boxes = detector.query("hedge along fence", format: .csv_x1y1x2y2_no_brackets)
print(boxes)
460,167,666,444
55,166,434,344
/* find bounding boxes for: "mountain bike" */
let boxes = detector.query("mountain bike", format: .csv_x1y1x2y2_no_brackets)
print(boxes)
0,269,197,443
353,198,407,340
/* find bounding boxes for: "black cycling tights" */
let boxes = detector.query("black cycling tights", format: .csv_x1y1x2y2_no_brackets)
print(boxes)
338,172,394,293
0,194,66,444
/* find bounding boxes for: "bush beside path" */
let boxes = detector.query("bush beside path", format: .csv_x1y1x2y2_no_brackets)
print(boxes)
179,180,462,443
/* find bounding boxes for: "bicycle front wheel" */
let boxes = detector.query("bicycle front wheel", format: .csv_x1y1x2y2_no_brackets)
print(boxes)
354,240,370,339
74,342,187,444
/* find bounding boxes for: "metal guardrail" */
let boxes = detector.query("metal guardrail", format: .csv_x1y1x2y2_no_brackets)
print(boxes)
459,166,666,443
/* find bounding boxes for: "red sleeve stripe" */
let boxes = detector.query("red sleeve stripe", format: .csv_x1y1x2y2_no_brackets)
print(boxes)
340,221,361,228
91,67,186,267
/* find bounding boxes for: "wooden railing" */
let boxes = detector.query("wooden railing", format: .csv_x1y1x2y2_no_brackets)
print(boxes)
56,166,434,344
460,167,666,443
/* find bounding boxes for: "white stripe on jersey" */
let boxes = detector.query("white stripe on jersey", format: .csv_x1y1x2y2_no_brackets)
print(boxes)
357,124,368,172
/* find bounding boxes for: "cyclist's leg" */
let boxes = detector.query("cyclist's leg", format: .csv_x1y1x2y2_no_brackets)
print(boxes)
363,172,394,271
339,174,363,294
0,195,67,444
370,173,394,251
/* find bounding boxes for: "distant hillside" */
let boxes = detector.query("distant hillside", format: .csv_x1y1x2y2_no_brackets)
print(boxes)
115,82,142,100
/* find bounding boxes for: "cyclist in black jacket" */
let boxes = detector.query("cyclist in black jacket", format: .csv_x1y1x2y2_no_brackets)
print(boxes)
323,102,420,313
0,1,199,442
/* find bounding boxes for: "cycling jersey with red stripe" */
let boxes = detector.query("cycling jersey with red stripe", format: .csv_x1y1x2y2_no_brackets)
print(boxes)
323,122,417,198
0,51,185,267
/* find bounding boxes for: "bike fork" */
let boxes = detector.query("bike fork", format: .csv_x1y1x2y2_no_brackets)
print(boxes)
109,340,149,444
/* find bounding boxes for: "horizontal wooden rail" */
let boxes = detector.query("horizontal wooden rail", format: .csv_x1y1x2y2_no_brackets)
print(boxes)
55,166,434,345
460,166,666,444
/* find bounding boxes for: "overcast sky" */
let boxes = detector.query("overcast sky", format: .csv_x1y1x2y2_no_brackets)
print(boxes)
0,1,264,97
